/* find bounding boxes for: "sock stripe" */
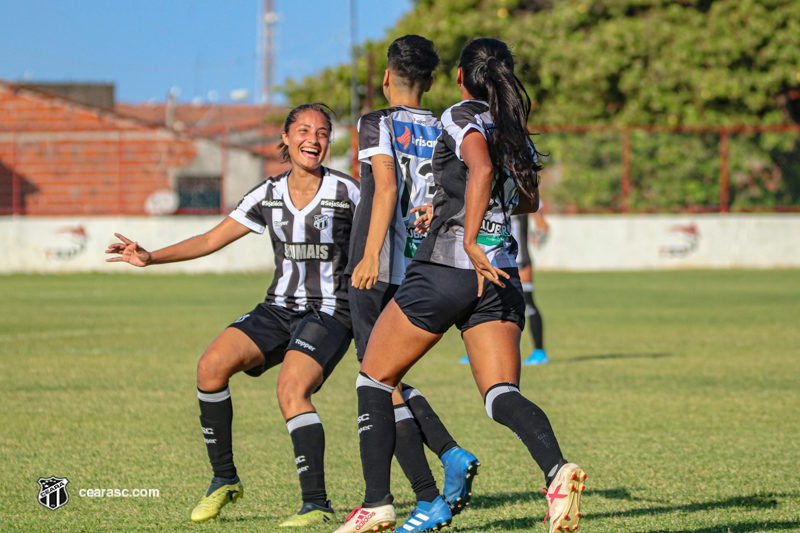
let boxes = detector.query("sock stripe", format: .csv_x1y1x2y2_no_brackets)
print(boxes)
394,406,413,422
401,388,421,402
286,412,322,433
485,383,520,419
197,386,231,403
522,282,534,291
356,372,394,394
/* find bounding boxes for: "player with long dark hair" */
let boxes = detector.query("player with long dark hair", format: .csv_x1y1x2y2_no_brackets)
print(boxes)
347,35,478,533
336,39,586,533
107,103,360,527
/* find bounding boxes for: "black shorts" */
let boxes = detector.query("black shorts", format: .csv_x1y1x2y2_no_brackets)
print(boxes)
228,303,352,386
349,281,399,361
393,261,526,334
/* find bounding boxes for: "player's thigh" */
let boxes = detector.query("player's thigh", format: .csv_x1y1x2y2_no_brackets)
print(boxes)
361,299,442,386
198,327,265,383
462,320,522,398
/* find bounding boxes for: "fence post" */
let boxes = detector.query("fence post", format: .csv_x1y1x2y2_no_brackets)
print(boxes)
117,131,123,215
351,126,359,181
621,129,631,214
220,129,228,215
11,130,20,215
719,128,729,213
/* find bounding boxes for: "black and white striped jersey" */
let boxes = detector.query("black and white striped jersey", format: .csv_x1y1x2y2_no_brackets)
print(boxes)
415,100,531,270
346,106,442,284
229,167,360,326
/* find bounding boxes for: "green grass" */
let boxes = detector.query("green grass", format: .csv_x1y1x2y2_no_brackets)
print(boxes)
2,271,799,532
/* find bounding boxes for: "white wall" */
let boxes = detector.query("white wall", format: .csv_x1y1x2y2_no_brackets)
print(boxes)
1,214,798,274
0,216,275,274
530,214,800,270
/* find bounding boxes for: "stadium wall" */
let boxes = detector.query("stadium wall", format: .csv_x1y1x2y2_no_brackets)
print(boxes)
0,214,797,274
0,216,275,274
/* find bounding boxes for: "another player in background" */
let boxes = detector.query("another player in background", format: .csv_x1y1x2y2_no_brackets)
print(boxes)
343,35,478,533
107,103,359,527
514,206,550,365
338,38,586,533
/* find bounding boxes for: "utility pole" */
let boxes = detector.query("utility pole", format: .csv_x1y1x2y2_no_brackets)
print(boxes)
260,0,276,105
350,0,360,177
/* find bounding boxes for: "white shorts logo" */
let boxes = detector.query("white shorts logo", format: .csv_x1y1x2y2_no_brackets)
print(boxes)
234,314,250,323
294,339,316,352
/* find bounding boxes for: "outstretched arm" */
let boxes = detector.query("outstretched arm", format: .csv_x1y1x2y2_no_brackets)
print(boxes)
351,154,397,290
461,130,510,296
105,217,251,267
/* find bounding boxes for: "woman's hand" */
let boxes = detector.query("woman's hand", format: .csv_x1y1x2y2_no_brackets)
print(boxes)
105,233,152,267
464,241,510,297
410,202,433,233
351,255,380,290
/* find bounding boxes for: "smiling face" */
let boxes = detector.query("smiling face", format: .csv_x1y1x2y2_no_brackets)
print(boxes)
281,109,330,174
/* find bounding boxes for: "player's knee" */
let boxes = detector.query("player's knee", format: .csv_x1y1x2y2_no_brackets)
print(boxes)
276,373,313,409
196,349,232,388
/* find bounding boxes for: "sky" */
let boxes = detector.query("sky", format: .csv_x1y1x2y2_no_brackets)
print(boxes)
0,0,412,104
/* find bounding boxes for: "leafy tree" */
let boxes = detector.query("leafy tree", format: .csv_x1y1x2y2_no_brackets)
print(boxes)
284,0,800,210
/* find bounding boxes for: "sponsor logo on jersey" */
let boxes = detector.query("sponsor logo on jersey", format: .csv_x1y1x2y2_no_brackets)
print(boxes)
392,120,441,158
320,199,350,210
284,243,331,261
273,220,289,227
261,199,284,208
313,214,330,230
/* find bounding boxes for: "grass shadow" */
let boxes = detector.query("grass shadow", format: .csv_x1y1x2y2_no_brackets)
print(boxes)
563,352,673,363
587,492,784,519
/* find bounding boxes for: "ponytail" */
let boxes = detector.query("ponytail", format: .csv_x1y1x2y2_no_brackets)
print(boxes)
459,38,541,201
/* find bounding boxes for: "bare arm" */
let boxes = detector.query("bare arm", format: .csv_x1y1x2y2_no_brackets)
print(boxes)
350,154,397,290
461,130,510,296
105,217,251,267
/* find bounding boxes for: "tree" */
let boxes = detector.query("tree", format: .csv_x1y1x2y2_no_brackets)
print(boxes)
285,0,800,210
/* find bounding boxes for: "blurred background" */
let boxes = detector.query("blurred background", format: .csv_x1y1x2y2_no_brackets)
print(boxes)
1,0,799,272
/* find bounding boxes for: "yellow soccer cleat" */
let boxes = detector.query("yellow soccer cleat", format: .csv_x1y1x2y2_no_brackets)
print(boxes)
279,500,336,527
190,478,244,522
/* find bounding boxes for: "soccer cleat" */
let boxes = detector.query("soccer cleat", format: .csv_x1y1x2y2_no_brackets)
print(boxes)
279,500,336,527
190,477,244,522
441,446,480,515
523,349,549,365
334,504,396,533
459,355,470,364
399,496,452,532
543,463,586,533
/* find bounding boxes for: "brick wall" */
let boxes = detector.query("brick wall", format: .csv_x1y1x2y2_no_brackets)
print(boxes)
0,84,196,215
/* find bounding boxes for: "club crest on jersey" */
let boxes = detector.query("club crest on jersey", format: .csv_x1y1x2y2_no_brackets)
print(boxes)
392,121,440,158
313,214,330,230
38,476,70,511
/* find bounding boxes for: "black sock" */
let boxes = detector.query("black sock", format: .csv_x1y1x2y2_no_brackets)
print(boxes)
485,382,564,485
523,283,544,350
198,386,236,480
393,404,440,503
356,372,395,507
402,384,457,458
286,411,328,507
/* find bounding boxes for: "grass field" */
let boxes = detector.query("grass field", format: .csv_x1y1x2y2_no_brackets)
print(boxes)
2,270,799,532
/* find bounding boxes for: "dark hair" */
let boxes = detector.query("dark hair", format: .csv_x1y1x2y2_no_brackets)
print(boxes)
387,35,440,93
459,38,541,200
278,102,334,163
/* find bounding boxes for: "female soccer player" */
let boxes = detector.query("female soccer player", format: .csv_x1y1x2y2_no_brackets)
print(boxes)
337,39,586,533
347,34,478,532
106,103,360,527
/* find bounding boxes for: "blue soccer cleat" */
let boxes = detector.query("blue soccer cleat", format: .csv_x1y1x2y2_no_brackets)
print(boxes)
399,496,452,532
523,348,549,365
441,446,479,515
458,355,470,364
